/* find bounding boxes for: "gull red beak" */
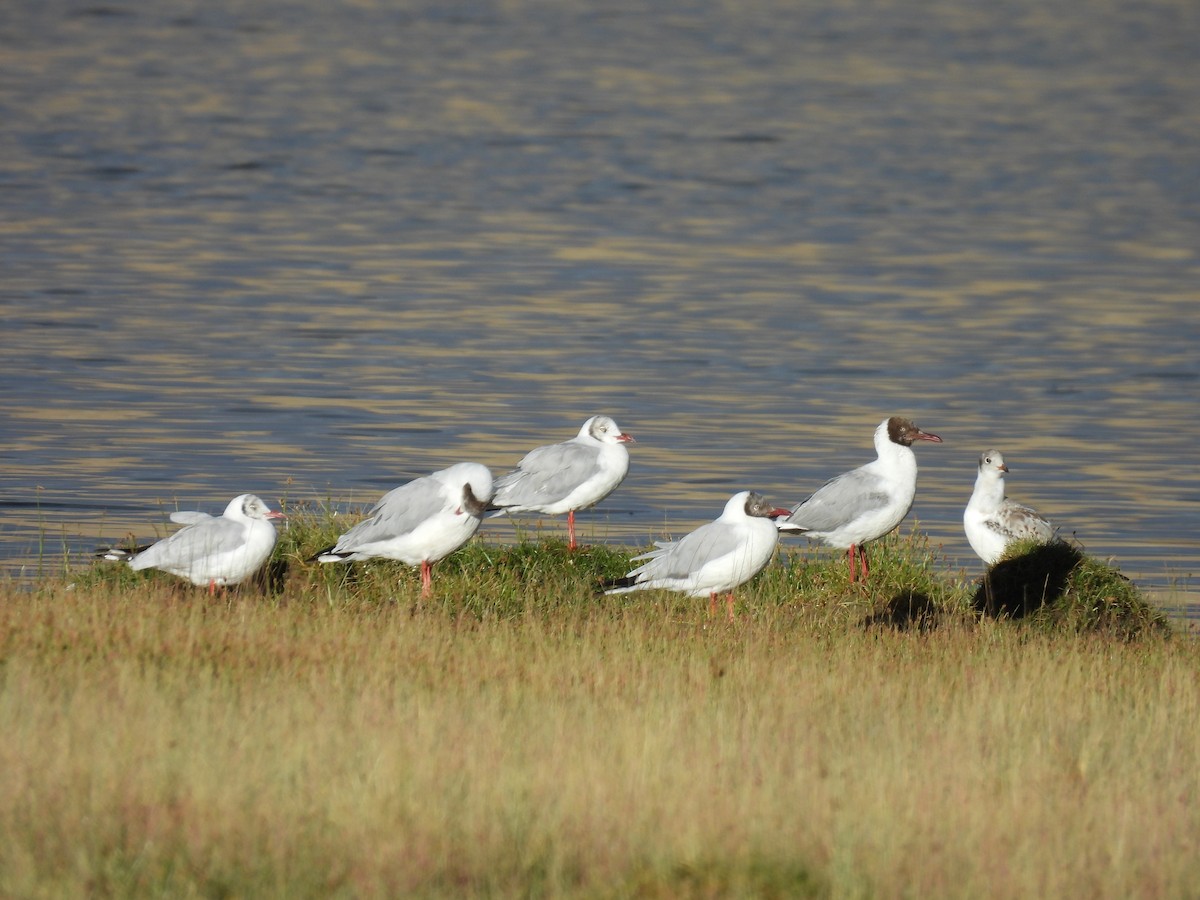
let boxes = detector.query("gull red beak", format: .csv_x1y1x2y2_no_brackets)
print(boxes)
916,430,942,443
997,463,1010,473
267,510,288,521
617,432,635,443
768,507,792,519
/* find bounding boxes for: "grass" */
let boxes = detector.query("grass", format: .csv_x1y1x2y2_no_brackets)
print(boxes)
0,513,1192,898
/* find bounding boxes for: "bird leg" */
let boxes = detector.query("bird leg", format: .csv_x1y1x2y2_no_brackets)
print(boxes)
725,592,735,622
420,560,433,598
847,544,870,583
567,510,577,550
708,591,718,617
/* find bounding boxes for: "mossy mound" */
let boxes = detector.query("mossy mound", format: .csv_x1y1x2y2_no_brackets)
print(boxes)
971,539,1169,639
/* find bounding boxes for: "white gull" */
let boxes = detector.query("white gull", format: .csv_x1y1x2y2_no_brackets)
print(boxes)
778,416,942,582
489,415,634,549
604,490,791,620
314,462,493,597
963,448,1056,565
99,493,285,590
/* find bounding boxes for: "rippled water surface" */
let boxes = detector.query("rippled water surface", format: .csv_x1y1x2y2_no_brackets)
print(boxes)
2,0,1198,591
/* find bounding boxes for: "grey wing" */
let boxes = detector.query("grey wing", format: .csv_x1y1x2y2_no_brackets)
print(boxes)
494,442,599,506
169,511,214,525
138,517,246,567
993,501,1055,543
788,469,889,531
336,477,447,548
632,522,743,581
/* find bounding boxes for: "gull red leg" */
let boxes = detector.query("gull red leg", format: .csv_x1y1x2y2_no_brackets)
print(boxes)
420,560,433,598
709,592,718,616
726,592,735,622
847,544,859,583
567,510,577,550
859,544,870,582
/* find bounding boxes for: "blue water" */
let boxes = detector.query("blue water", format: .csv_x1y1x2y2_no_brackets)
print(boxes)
2,0,1198,597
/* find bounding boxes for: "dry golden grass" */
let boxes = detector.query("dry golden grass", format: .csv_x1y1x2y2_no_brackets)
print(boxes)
0,529,1194,898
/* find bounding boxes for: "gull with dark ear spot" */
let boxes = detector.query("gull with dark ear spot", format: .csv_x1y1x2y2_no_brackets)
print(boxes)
963,449,1056,565
97,493,286,592
777,416,942,583
489,415,634,550
313,462,494,598
603,491,791,621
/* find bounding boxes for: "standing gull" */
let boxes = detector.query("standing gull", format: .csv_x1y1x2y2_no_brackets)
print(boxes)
604,491,791,620
313,462,493,598
489,415,634,550
778,416,942,583
98,493,285,591
963,449,1055,565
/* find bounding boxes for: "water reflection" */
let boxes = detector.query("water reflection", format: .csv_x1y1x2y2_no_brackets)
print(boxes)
1,0,1198,593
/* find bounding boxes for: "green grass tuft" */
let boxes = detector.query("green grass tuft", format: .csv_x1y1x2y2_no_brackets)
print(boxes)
970,538,1169,638
82,514,1169,639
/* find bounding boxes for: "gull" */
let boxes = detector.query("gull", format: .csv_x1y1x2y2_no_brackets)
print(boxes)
603,490,791,620
489,415,634,549
97,493,285,591
778,416,942,583
313,462,493,597
963,449,1056,565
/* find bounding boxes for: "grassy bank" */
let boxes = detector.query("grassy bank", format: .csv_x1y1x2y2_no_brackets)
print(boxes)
0,518,1193,898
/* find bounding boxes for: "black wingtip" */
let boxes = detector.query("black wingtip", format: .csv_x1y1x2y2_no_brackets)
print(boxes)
307,545,339,563
599,575,638,591
94,543,151,560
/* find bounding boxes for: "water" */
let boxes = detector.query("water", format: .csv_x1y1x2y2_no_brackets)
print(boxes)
2,0,1198,596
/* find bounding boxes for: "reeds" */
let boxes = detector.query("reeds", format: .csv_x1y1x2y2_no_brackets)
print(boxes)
0,516,1191,898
